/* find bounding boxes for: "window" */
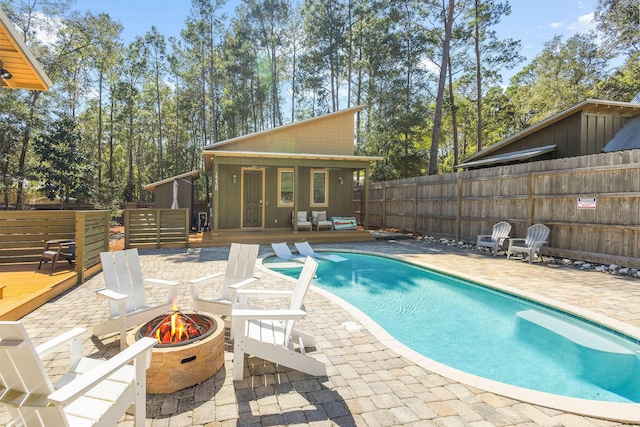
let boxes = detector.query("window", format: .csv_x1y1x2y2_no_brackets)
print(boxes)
310,169,328,207
278,168,294,207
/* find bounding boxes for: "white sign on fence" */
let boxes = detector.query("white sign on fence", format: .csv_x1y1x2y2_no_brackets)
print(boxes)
577,197,596,209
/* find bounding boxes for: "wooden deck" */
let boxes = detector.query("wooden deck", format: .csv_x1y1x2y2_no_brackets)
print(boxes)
1,229,372,320
0,263,78,321
189,228,374,247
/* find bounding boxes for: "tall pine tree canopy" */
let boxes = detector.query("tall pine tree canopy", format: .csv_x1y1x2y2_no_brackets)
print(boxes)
0,0,635,208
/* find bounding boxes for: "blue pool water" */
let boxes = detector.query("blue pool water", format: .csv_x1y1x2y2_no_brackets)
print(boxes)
264,252,640,403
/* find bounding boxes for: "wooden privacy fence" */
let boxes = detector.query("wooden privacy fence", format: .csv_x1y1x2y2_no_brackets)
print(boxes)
354,149,640,268
0,210,110,282
124,209,189,249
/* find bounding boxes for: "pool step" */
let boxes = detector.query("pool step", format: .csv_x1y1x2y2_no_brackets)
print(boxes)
516,310,633,355
515,309,639,391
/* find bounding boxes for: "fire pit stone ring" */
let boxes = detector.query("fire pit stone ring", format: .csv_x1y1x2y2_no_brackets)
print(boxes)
126,313,225,394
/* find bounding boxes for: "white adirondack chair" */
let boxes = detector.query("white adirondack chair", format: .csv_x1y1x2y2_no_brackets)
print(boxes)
0,321,156,427
189,243,260,326
507,223,551,263
271,242,306,263
294,241,347,262
232,257,326,380
93,249,181,350
476,221,512,256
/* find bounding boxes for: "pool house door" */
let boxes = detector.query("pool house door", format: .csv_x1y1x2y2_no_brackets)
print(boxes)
242,168,264,228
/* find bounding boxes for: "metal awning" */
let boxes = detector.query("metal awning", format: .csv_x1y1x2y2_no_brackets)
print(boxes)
456,144,557,169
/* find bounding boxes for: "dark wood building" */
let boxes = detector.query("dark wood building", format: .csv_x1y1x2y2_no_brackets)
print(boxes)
458,99,640,170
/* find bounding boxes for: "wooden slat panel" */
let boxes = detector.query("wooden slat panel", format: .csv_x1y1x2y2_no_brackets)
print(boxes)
366,149,640,267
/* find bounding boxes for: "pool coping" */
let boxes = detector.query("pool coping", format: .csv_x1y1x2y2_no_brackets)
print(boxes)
259,249,640,423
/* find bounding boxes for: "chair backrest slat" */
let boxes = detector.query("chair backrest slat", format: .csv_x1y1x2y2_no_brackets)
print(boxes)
492,221,512,240
100,249,147,316
525,224,550,247
221,243,259,299
283,258,318,343
0,321,68,427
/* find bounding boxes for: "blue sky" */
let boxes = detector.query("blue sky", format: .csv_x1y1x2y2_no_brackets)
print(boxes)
72,0,603,84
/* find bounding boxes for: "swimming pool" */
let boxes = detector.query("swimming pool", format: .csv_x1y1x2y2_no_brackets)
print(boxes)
263,251,640,420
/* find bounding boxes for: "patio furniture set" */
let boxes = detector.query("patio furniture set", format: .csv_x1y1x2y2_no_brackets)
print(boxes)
293,210,357,231
1,242,330,426
476,222,550,263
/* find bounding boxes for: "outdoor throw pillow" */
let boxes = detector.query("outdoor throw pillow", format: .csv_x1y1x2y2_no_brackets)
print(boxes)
318,212,327,221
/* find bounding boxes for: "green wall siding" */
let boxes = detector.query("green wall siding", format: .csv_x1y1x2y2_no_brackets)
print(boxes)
214,165,356,229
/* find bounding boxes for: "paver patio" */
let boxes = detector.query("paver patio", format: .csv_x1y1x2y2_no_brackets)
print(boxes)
1,239,638,427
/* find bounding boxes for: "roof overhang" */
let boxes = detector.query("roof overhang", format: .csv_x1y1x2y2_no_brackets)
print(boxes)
462,99,640,164
143,170,200,191
457,144,557,169
203,150,383,169
0,9,52,90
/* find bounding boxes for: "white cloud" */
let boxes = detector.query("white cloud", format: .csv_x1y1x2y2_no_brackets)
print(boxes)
567,13,595,32
547,12,595,34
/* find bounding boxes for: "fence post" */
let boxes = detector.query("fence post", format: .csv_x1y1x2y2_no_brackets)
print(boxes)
456,174,463,242
103,211,110,252
413,181,418,234
156,209,161,249
528,172,535,227
124,210,130,249
185,208,190,248
382,182,387,228
75,211,85,282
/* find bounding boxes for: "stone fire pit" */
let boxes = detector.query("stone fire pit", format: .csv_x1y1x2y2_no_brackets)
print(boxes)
126,313,225,394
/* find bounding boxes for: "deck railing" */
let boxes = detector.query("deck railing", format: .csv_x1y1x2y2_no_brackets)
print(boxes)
0,210,109,282
124,208,190,249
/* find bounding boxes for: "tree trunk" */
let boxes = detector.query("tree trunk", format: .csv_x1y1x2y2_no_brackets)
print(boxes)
428,0,455,175
448,55,459,168
16,91,41,209
109,90,115,182
98,70,103,187
475,0,483,152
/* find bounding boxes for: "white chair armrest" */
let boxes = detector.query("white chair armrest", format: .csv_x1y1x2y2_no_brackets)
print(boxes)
47,337,157,406
145,278,181,287
476,234,493,243
508,238,526,246
228,276,261,290
35,327,86,360
234,289,293,298
231,308,308,321
96,288,129,302
187,272,225,284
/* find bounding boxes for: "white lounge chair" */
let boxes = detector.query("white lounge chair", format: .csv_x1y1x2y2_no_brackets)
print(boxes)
293,211,312,231
476,221,512,256
311,210,332,231
0,321,156,427
294,241,347,262
271,242,306,263
93,248,181,350
507,223,550,263
189,243,260,327
232,257,326,380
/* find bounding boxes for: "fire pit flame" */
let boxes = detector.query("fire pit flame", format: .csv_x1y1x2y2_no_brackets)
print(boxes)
141,303,207,345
